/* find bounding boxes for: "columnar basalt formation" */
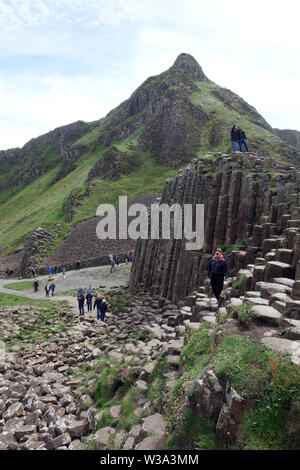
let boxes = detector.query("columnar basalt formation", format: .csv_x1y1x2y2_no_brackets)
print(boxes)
130,152,300,303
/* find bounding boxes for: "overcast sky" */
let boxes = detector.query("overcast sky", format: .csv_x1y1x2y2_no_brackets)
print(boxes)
0,0,299,150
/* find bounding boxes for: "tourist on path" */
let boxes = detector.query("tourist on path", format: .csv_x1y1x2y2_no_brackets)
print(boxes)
93,295,103,321
33,279,39,292
207,248,229,306
110,259,116,273
231,122,239,152
77,287,85,315
47,267,52,276
62,267,66,280
100,298,108,322
50,282,56,297
31,266,36,278
76,261,80,271
53,266,57,276
237,126,249,152
116,255,120,266
45,283,51,297
86,290,93,312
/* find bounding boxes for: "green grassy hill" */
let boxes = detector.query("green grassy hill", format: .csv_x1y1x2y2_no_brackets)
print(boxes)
0,53,299,258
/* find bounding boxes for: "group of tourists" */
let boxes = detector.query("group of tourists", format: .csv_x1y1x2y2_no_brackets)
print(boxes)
47,266,67,278
77,286,108,321
231,122,249,153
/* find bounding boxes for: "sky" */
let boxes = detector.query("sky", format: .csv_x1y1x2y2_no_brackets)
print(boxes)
0,0,299,150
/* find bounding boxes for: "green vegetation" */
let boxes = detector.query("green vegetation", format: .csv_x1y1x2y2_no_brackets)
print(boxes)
4,280,43,291
147,354,168,413
0,150,176,255
231,302,255,327
0,292,71,347
0,291,51,308
232,273,245,290
165,322,300,450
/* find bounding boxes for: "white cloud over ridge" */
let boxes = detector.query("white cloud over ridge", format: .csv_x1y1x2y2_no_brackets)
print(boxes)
0,0,299,149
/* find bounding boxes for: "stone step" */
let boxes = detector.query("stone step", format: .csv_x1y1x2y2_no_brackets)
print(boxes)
264,261,295,282
287,219,300,228
257,282,293,299
272,277,295,288
243,297,269,306
250,305,281,325
244,291,261,298
280,319,300,340
271,301,287,315
274,249,294,265
254,257,266,266
285,299,300,320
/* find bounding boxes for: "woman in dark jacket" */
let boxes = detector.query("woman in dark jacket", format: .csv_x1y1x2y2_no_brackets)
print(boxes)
93,295,103,321
207,248,229,305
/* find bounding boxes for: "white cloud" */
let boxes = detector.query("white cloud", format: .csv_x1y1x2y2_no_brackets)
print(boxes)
0,0,299,149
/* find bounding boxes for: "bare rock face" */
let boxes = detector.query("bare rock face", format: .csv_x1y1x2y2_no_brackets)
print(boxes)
0,120,94,189
191,370,224,421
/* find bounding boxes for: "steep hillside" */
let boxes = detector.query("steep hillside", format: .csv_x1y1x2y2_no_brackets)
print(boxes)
275,128,300,149
0,52,299,268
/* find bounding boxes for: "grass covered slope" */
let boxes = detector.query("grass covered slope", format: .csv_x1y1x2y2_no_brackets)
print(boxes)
0,147,177,255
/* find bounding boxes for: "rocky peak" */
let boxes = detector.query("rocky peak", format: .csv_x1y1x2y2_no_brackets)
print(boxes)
171,53,210,82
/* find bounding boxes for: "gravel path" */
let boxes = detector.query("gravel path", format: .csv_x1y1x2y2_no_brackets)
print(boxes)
0,263,132,318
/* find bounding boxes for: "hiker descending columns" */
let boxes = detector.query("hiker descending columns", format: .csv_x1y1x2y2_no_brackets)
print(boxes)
207,247,229,307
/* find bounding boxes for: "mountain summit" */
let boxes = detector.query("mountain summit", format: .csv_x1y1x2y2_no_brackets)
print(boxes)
171,53,211,82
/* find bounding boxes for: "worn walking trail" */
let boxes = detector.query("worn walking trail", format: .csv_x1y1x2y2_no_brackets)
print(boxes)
0,263,132,318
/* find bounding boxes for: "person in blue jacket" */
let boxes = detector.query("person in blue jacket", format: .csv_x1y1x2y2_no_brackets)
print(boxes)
207,248,229,305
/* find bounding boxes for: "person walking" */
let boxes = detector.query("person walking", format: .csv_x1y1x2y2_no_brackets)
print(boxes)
110,259,116,273
31,266,36,278
237,126,249,152
53,266,57,276
76,261,80,271
130,252,134,262
50,282,56,297
231,122,239,152
207,248,229,306
45,283,51,298
47,267,52,276
77,287,85,316
116,254,120,266
100,298,108,322
33,279,39,292
93,295,103,321
86,289,93,312
62,267,66,280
